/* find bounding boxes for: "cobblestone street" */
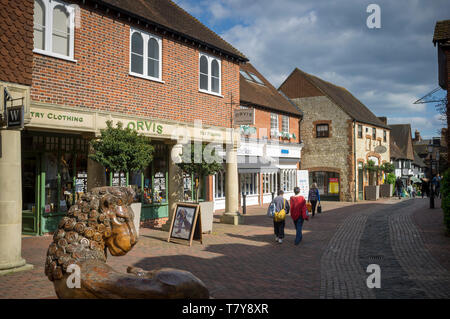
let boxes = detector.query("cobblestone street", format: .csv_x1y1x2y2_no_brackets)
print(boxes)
1,198,449,299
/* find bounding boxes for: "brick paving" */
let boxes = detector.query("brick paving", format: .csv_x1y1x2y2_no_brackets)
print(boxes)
0,198,449,299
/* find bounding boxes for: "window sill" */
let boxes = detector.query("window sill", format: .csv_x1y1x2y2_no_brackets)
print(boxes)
33,49,77,63
199,89,223,98
129,72,165,84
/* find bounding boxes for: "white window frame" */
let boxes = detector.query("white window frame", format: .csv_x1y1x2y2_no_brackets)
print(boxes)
282,115,289,133
129,28,163,83
33,0,76,62
214,171,226,199
199,53,222,97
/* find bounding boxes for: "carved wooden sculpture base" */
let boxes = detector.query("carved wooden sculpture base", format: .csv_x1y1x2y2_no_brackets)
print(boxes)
45,187,209,299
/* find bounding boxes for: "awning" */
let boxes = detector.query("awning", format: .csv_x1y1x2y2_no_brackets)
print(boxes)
410,177,421,183
276,164,298,170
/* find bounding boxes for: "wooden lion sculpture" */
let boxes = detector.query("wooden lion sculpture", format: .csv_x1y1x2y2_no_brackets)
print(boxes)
45,186,209,299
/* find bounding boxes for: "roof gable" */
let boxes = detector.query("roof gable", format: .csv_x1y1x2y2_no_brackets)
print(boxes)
240,63,302,117
279,68,390,129
390,124,415,161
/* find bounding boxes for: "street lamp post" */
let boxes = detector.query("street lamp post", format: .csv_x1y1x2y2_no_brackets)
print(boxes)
427,142,435,209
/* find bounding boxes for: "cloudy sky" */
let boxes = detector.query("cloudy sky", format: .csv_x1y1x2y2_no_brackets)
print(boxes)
177,0,449,138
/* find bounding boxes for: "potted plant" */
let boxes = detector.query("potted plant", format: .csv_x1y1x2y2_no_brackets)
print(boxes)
89,120,154,235
176,143,223,233
364,160,380,200
379,162,395,197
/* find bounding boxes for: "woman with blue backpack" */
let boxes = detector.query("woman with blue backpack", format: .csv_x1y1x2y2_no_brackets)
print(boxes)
308,183,321,217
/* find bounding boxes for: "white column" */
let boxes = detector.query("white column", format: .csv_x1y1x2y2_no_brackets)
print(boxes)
162,144,184,231
0,130,33,275
220,143,243,225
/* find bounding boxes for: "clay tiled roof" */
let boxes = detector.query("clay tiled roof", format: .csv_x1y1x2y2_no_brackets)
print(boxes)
0,0,34,86
279,68,390,129
240,63,302,117
413,151,426,168
390,124,415,161
95,0,247,61
433,19,450,45
390,140,403,160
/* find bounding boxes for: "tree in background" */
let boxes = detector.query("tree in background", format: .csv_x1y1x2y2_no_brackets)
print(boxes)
176,143,223,202
89,121,154,186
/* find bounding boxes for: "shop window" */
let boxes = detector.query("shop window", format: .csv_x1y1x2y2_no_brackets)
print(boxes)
240,173,258,196
309,171,340,200
316,124,329,138
22,133,88,215
262,173,277,194
130,29,162,81
214,171,226,199
199,53,221,95
33,0,75,60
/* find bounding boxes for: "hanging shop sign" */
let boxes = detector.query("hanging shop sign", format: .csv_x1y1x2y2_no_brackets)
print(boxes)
7,105,24,129
374,145,387,154
234,108,255,126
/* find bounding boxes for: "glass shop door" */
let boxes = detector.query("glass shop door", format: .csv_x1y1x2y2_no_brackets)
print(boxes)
22,154,40,235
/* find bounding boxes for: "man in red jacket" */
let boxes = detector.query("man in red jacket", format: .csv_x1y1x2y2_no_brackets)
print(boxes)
290,187,309,245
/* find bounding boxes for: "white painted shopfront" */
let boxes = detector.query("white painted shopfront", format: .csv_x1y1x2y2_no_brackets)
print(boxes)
213,139,302,210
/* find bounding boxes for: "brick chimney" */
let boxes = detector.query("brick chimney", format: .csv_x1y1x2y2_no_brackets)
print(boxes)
377,117,387,125
414,129,422,142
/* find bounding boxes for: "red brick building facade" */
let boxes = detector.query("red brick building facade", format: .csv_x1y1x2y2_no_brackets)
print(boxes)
21,0,246,234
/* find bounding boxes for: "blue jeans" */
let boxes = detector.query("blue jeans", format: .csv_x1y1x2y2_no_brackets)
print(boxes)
293,218,304,245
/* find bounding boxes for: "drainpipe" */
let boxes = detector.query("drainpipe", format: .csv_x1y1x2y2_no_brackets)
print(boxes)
353,120,357,202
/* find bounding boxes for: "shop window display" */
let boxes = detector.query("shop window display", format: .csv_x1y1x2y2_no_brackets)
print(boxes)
22,132,89,219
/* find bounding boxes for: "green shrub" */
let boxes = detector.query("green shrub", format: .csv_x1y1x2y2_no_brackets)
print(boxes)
441,169,450,235
386,173,396,185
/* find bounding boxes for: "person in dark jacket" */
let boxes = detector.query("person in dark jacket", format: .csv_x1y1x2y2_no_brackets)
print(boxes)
421,179,427,198
395,177,404,199
271,190,290,244
290,187,308,245
308,183,320,217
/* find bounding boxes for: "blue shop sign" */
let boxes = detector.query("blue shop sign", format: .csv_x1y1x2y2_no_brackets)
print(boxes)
281,149,289,154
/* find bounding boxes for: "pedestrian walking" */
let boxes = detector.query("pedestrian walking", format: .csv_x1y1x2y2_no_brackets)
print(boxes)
395,177,404,199
433,173,441,198
421,179,428,198
270,190,290,244
308,183,321,217
290,187,309,245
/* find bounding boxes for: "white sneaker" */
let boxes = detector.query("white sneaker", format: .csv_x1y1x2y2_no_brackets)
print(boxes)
278,238,283,244
275,236,279,242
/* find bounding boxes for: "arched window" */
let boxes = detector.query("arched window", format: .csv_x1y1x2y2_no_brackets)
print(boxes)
211,59,220,93
147,38,159,78
131,32,144,74
199,53,222,95
199,55,209,91
34,0,46,50
129,29,162,81
52,5,70,56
